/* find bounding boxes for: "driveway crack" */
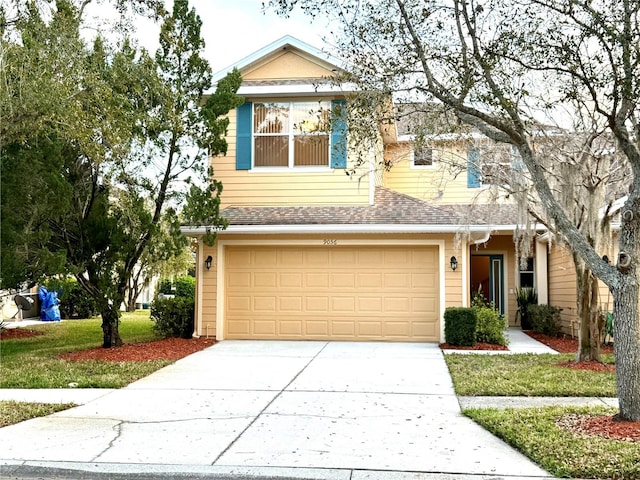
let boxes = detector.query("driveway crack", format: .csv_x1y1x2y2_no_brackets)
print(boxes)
91,420,123,462
211,342,329,465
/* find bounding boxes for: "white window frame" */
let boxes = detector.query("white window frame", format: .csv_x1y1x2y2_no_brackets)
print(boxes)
251,101,332,171
518,257,535,289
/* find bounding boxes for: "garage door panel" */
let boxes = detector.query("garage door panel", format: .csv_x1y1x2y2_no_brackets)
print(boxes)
280,297,303,312
384,273,410,289
332,321,355,336
254,320,277,335
306,320,329,335
412,297,437,313
280,320,303,336
253,297,276,312
306,297,330,312
384,321,410,337
332,297,356,312
358,297,382,312
254,272,277,287
384,297,411,312
278,272,303,288
412,272,437,288
225,245,440,342
227,296,251,312
331,273,356,288
306,273,329,288
228,272,251,288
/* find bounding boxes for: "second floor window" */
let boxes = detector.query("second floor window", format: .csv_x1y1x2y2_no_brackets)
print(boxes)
254,102,331,168
413,146,433,167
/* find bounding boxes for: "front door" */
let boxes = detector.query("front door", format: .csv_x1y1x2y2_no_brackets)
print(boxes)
470,254,504,314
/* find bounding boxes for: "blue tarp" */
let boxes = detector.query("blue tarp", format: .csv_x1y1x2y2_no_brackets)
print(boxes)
38,286,61,321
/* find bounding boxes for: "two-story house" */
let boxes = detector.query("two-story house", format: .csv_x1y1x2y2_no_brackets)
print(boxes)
182,36,584,343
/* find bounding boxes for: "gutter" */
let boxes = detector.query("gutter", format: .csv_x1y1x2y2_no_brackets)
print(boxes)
181,223,545,236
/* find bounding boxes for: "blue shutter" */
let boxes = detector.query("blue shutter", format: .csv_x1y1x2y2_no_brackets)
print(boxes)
467,147,481,188
330,99,347,169
236,102,252,170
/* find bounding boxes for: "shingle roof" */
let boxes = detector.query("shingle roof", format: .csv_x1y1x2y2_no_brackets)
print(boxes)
221,187,519,227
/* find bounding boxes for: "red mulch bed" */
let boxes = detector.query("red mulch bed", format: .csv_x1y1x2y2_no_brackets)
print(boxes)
524,330,614,354
440,342,509,351
0,328,43,340
59,337,215,362
558,413,640,443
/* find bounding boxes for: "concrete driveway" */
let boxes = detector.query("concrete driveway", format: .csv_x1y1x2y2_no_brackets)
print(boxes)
1,341,552,479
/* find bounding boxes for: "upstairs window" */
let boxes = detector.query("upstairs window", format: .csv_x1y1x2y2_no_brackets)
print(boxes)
236,100,347,171
412,146,434,167
254,101,331,168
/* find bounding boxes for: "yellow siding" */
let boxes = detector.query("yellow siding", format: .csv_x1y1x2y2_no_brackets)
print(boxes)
383,143,510,205
199,245,217,338
548,244,613,337
243,50,335,80
213,109,372,207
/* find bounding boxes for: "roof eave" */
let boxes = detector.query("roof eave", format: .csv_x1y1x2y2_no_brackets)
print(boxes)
180,223,539,237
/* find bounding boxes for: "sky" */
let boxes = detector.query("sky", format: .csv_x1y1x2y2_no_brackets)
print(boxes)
131,0,333,74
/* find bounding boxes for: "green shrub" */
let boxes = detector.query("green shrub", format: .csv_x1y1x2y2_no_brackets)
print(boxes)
43,277,98,319
444,307,477,346
150,297,194,339
174,276,195,299
474,305,509,346
528,304,562,337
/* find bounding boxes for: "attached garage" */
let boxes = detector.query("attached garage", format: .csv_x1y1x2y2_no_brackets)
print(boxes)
223,244,440,342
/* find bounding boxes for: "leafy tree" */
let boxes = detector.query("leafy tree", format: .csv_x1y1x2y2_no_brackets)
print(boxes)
269,0,640,420
1,0,242,347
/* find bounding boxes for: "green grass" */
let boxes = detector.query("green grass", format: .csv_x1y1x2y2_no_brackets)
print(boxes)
0,311,172,388
465,406,640,480
0,401,75,427
445,353,617,396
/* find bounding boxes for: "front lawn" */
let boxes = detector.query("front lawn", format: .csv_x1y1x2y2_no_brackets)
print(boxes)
445,353,617,397
465,406,640,480
0,311,171,388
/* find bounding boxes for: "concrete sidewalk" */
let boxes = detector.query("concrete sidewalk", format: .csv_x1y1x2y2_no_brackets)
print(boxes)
1,340,558,480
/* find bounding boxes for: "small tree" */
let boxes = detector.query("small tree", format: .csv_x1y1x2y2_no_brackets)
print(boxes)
1,0,243,347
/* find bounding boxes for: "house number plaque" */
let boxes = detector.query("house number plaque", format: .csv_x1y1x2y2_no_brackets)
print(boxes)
323,239,338,246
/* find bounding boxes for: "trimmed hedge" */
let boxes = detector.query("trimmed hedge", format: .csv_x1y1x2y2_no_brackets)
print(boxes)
444,307,477,346
528,304,562,337
150,297,194,339
150,275,196,339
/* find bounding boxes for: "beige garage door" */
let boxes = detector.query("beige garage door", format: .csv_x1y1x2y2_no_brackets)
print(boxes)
225,245,440,341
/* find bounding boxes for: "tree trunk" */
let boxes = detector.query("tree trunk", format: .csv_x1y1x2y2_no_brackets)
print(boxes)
574,258,602,362
101,304,123,348
613,278,640,421
125,294,137,313
612,201,640,421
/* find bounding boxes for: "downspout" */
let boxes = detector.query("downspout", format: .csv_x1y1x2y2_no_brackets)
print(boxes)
194,237,204,338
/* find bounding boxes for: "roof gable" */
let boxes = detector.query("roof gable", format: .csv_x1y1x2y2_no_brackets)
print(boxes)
213,35,343,83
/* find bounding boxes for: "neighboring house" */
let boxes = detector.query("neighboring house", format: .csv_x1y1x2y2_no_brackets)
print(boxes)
181,36,593,342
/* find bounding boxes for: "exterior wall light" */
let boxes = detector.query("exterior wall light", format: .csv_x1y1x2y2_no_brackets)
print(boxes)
450,256,458,271
205,255,213,270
